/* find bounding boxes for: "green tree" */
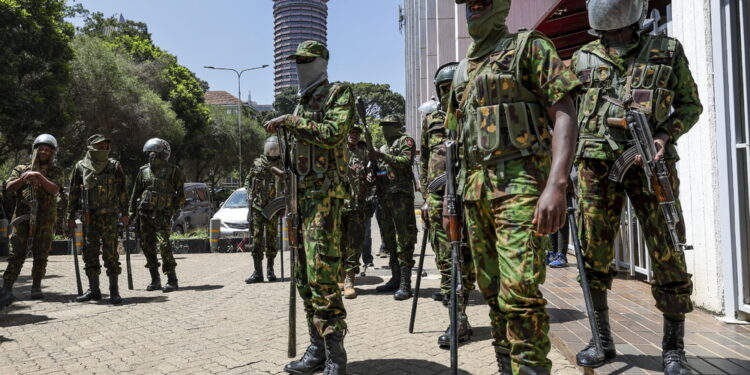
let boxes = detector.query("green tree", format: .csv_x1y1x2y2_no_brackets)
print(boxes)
201,106,265,186
349,82,405,119
0,0,74,158
272,86,299,116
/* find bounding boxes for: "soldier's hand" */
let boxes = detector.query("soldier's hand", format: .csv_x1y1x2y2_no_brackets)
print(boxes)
533,184,567,235
653,132,669,161
366,174,375,183
421,202,429,228
119,215,130,226
263,115,290,134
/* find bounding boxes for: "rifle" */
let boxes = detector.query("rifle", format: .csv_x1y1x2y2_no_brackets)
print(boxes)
278,127,301,358
566,189,604,363
444,136,463,374
124,221,133,290
355,97,380,180
607,111,692,253
408,226,429,333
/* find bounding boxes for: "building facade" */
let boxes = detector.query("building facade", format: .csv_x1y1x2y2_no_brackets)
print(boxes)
273,0,329,95
404,0,750,322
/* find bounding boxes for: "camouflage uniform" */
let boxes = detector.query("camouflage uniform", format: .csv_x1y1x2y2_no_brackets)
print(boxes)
245,155,280,260
2,163,63,283
67,157,128,277
129,160,185,274
341,143,369,275
445,29,581,371
572,35,701,315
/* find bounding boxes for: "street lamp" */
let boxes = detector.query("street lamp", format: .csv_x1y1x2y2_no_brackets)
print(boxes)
204,64,270,184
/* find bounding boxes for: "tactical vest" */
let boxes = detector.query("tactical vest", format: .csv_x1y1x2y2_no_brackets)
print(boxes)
453,31,552,168
77,160,119,213
292,83,349,191
425,113,447,185
383,135,415,194
139,164,177,212
574,35,678,153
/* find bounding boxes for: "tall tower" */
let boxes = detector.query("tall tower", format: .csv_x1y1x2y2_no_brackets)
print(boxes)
273,0,329,96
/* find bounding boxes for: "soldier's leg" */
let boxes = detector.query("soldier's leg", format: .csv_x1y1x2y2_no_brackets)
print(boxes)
491,194,552,373
427,192,451,300
29,225,54,299
375,195,401,292
463,199,511,371
156,216,177,274
265,216,278,282
82,220,103,278
393,191,417,268
576,159,626,366
246,213,265,283
344,211,364,275
3,222,30,285
139,215,162,290
99,215,122,304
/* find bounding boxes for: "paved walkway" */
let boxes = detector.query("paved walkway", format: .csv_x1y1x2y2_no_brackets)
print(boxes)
542,256,750,374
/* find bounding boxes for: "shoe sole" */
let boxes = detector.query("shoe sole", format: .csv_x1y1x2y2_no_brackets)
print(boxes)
283,364,325,375
438,330,474,349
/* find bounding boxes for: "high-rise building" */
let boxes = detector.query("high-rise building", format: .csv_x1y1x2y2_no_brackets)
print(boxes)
273,0,329,96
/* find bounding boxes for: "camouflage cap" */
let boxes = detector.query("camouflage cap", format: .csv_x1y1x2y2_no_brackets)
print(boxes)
287,40,330,61
87,134,111,145
379,115,403,126
349,125,364,134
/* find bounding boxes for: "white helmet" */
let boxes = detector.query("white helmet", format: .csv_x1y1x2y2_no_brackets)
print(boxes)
33,134,58,150
587,0,648,31
264,136,280,158
143,138,171,160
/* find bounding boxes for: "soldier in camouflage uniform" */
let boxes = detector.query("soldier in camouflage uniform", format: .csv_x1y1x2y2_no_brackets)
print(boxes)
340,125,370,299
419,62,478,348
264,40,355,375
572,2,701,374
0,134,63,304
446,1,580,373
244,136,282,284
129,138,185,293
371,115,418,301
67,135,129,305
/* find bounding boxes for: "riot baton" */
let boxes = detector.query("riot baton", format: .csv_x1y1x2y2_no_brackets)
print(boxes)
125,222,134,290
72,220,84,296
409,226,429,333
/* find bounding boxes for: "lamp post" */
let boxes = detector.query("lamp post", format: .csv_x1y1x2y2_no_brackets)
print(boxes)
204,64,269,184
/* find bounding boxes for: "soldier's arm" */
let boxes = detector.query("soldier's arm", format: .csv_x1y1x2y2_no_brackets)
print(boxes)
285,85,355,149
523,36,582,110
5,166,25,193
383,138,416,169
418,117,430,192
657,42,703,142
115,163,128,216
66,164,83,220
128,170,143,217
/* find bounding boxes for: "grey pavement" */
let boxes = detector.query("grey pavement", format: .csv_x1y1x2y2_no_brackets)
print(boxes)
0,222,579,375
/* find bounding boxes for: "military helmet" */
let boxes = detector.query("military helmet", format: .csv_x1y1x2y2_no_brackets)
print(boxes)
287,40,330,61
264,136,280,158
379,115,402,127
143,138,171,160
586,0,648,31
434,62,459,92
33,134,58,150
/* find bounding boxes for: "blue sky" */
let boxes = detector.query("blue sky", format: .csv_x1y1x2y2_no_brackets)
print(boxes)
69,0,406,105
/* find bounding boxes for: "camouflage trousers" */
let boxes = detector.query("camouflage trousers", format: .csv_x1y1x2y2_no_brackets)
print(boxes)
426,191,476,300
340,206,365,274
3,221,54,282
251,212,278,259
295,194,346,337
577,158,693,315
464,195,552,372
138,212,177,274
375,199,396,256
379,191,417,268
83,212,121,277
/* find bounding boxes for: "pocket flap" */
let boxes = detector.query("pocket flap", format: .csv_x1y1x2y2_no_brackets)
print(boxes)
475,105,502,152
503,102,534,149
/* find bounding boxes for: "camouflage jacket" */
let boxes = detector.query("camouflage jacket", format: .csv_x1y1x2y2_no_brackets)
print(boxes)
286,80,356,199
129,161,185,217
244,155,281,214
7,162,64,227
344,145,371,211
67,159,128,219
419,111,448,194
446,31,581,201
375,134,416,196
572,35,703,161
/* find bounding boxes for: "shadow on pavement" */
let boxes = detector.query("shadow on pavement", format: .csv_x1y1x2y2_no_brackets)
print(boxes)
0,313,52,328
547,307,586,324
355,275,385,286
0,336,14,344
411,288,486,307
123,295,169,304
604,354,750,375
178,284,224,292
349,359,473,375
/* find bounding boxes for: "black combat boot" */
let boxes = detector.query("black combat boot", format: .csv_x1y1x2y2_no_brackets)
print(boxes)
146,268,162,291
662,316,694,375
432,291,444,301
0,279,15,308
393,266,412,301
322,331,347,375
284,323,326,374
109,275,122,305
517,365,551,375
495,348,512,375
245,257,264,284
30,276,43,300
163,272,178,292
375,262,400,292
576,309,616,367
438,314,473,348
267,257,277,282
76,275,102,302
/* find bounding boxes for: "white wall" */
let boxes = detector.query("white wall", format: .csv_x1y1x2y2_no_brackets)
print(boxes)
671,0,724,314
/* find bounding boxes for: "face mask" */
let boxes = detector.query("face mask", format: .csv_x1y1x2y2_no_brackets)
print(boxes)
382,126,401,142
465,0,512,60
296,58,328,96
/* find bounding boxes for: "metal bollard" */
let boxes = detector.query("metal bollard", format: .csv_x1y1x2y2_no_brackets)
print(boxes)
209,218,221,252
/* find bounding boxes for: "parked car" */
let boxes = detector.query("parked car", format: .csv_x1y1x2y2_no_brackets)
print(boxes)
211,188,249,238
172,183,213,234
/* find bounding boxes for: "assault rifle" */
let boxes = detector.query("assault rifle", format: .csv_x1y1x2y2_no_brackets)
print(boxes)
607,111,692,253
355,97,380,180
444,136,463,374
278,127,301,358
